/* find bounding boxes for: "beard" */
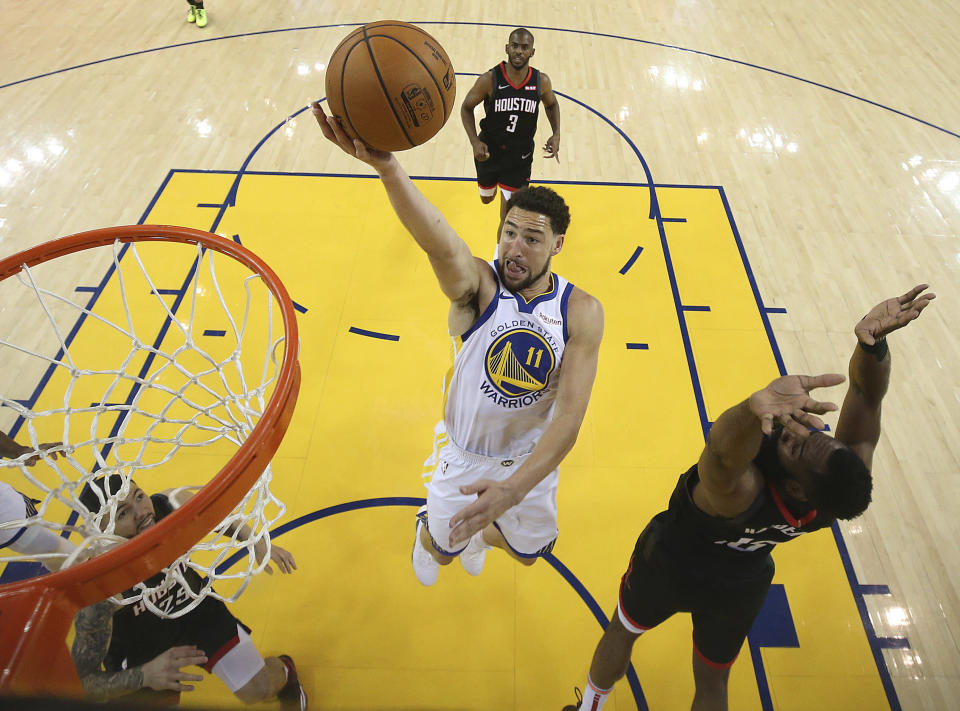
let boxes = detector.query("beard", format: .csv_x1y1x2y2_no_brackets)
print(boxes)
497,256,552,293
754,424,793,484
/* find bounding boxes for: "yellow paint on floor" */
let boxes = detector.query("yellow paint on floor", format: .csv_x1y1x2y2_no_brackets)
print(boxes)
7,172,889,709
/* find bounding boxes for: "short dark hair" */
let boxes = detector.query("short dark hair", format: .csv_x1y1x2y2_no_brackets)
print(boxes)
507,186,571,235
78,474,126,514
808,447,873,520
510,27,534,43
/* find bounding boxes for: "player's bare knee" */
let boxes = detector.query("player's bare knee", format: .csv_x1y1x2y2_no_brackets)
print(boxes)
517,554,537,566
480,194,495,204
606,611,640,642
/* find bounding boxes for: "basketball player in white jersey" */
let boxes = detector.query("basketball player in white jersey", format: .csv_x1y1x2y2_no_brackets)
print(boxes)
0,432,72,570
313,102,603,586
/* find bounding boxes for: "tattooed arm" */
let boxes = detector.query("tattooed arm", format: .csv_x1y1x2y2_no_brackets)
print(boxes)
71,600,140,699
71,600,208,699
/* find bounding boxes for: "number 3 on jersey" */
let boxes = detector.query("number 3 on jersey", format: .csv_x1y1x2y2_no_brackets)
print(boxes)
506,114,518,133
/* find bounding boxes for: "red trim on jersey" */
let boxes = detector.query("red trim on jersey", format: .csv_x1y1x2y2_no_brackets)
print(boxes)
498,62,533,89
478,182,497,190
768,482,818,528
498,181,524,192
692,634,737,669
204,632,242,672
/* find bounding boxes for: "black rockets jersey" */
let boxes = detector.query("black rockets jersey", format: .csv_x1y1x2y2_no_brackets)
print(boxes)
104,494,243,673
478,62,541,150
654,463,834,581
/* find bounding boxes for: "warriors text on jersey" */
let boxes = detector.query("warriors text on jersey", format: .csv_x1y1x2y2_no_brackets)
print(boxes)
442,260,573,458
478,62,541,151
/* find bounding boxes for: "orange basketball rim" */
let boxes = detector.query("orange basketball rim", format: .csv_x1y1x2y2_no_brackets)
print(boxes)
0,225,301,696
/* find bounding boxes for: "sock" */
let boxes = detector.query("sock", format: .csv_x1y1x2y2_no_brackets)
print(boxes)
579,675,612,711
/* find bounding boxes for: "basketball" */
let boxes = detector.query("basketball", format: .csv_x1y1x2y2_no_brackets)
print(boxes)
325,21,456,152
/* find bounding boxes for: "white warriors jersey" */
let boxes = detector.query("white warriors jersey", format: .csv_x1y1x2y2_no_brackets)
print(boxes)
442,260,574,458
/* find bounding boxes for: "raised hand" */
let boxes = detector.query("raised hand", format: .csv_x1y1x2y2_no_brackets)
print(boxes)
855,284,935,345
141,645,207,692
448,478,519,548
311,101,394,169
748,373,846,437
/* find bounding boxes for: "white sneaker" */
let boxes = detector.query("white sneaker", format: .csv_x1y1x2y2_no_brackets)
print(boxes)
459,530,490,576
412,506,439,586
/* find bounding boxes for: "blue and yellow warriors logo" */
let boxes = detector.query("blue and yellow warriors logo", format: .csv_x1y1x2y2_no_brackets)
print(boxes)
484,329,556,400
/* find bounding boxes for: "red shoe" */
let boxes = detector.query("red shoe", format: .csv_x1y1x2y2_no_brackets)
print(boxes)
277,655,307,710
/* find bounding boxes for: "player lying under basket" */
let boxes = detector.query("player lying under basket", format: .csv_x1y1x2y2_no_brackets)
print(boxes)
70,475,307,709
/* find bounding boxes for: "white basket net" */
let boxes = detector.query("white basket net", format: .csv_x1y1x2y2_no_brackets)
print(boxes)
0,236,293,617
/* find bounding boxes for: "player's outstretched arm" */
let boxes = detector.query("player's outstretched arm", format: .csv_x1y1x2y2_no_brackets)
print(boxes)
460,73,492,162
0,431,61,466
8,525,76,571
698,373,844,507
540,73,561,161
448,290,603,547
835,284,935,468
312,101,481,305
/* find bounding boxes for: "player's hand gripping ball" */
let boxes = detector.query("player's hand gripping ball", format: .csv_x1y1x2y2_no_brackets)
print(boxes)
325,21,457,151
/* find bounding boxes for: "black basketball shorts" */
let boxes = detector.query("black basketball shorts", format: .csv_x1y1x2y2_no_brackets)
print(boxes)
474,141,534,192
617,516,775,668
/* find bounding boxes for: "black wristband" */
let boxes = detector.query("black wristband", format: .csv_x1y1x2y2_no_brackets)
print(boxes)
859,337,888,361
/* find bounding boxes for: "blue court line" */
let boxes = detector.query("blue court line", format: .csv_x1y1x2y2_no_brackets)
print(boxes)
859,584,891,595
212,497,648,711
764,307,787,314
349,327,400,342
555,90,659,221
717,187,787,377
831,525,906,709
626,343,649,350
151,288,181,296
292,302,308,314
681,305,711,312
3,22,957,143
197,203,224,209
877,638,910,650
74,286,98,293
661,217,687,223
619,246,643,275
203,329,227,337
